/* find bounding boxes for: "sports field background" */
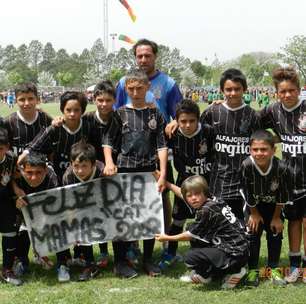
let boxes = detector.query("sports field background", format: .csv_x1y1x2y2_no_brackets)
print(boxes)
0,102,304,304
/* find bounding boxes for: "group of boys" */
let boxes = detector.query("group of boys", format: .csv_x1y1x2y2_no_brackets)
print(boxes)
1,55,306,290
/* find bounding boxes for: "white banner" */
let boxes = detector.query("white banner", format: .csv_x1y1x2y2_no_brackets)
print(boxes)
22,173,164,256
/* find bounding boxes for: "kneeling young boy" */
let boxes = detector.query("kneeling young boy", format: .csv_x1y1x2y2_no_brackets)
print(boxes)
240,130,293,287
155,175,248,289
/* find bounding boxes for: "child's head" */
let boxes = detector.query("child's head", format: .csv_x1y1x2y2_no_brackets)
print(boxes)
272,67,300,109
93,80,116,118
125,68,150,105
220,69,247,106
70,140,96,181
250,130,275,171
14,83,39,116
60,91,87,123
0,127,9,161
181,175,209,209
176,99,200,135
20,153,48,187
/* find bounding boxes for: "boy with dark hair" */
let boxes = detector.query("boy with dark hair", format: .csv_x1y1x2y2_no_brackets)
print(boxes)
155,175,248,289
159,99,213,269
14,152,58,276
259,67,306,283
103,68,168,278
240,129,293,286
61,140,103,282
0,128,22,286
200,68,260,220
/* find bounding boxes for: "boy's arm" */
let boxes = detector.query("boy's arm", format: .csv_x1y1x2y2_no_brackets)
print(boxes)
270,204,284,234
157,148,167,192
103,146,117,176
248,206,263,233
155,231,192,242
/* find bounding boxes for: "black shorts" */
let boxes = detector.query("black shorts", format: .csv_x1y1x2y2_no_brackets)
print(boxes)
283,197,306,221
0,192,17,233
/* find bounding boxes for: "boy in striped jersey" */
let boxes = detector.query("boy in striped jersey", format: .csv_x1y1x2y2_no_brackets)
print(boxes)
259,67,306,283
241,130,293,287
159,99,213,269
103,68,168,278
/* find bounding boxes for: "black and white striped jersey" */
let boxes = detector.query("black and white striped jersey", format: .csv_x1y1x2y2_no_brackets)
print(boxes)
168,123,213,184
240,156,293,207
201,103,260,200
104,106,167,169
4,110,52,156
27,117,92,179
259,98,306,200
187,198,248,257
62,160,104,185
0,151,16,192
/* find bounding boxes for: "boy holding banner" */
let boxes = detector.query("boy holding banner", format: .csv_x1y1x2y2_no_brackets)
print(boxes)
103,68,168,278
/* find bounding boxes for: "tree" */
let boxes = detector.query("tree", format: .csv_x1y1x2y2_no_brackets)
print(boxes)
40,42,56,73
27,40,43,72
279,35,306,81
37,71,55,87
16,44,29,66
56,71,74,87
90,39,107,77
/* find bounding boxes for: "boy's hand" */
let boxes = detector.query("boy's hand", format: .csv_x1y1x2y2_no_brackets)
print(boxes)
103,163,117,176
155,233,169,242
270,217,283,234
157,176,166,193
17,151,28,166
51,116,64,127
212,99,224,105
248,213,263,233
165,120,178,139
16,197,28,209
152,170,161,182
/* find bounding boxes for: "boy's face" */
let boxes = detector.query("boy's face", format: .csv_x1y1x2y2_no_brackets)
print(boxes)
178,113,198,135
94,93,115,117
222,80,245,107
72,159,94,181
277,80,300,109
63,100,82,123
16,92,39,116
185,191,206,209
250,140,275,170
0,144,9,161
125,80,149,105
22,164,47,187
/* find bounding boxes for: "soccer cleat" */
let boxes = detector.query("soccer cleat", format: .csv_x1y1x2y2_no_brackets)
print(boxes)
78,265,99,281
67,257,86,267
180,270,211,284
244,269,259,287
221,267,247,289
143,261,161,277
33,254,54,270
114,261,138,279
96,253,109,269
158,253,181,270
270,268,286,286
303,268,306,284
284,267,300,283
57,265,70,283
1,269,23,286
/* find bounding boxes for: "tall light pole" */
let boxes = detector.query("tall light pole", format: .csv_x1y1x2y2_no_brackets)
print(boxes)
110,33,117,53
103,0,109,53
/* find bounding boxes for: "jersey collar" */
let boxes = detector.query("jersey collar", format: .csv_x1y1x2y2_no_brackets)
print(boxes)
179,123,202,138
73,165,97,183
222,101,246,111
17,111,39,125
281,97,303,112
95,110,108,125
62,119,83,135
250,155,273,176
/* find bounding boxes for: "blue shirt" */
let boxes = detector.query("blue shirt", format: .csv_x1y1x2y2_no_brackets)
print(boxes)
115,71,182,123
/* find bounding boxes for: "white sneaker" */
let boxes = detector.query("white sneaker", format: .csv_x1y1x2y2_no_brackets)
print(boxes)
285,267,300,283
180,270,212,284
221,267,247,289
57,265,70,283
33,255,54,270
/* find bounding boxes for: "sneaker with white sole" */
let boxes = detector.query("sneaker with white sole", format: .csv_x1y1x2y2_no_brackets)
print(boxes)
221,267,247,289
33,254,54,270
285,267,300,283
180,270,211,284
57,265,70,283
1,269,23,286
270,268,286,286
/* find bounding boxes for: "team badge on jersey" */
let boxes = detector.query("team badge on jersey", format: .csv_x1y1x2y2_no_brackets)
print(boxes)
152,86,162,100
298,113,306,132
198,142,208,155
148,115,157,130
270,178,279,192
0,171,11,186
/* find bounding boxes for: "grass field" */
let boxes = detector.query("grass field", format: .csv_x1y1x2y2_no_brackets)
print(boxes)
0,102,305,304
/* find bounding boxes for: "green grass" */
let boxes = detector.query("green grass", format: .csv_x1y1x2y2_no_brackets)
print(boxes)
0,101,303,304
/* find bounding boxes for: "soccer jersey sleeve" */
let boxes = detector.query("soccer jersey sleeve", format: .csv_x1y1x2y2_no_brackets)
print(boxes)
277,162,294,205
239,160,257,207
102,111,122,151
156,111,167,151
